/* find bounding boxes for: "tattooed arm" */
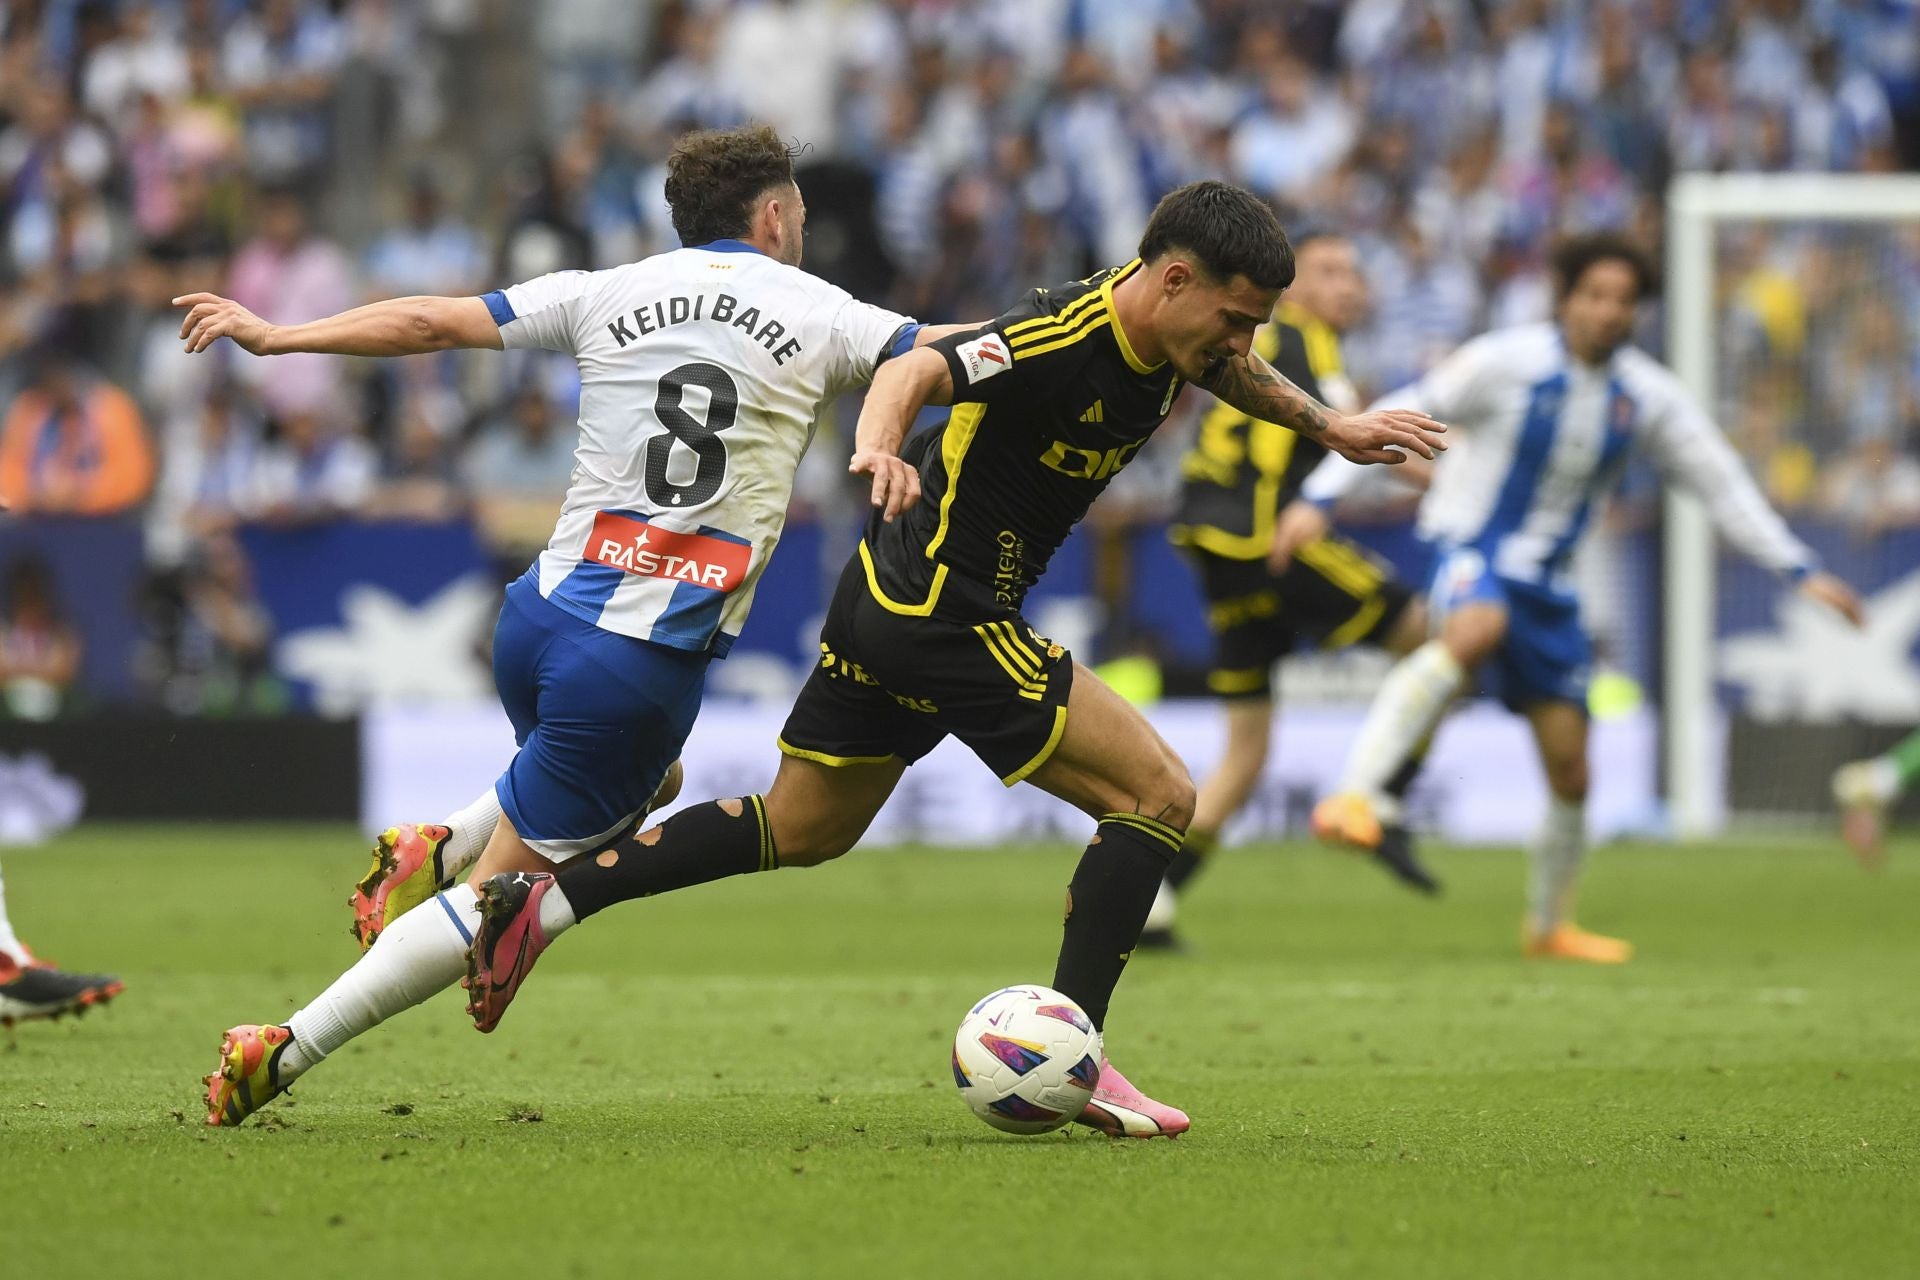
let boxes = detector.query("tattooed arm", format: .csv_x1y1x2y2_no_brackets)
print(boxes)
1194,350,1447,465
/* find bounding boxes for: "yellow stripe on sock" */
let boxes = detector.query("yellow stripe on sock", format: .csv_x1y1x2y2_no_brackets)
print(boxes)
748,794,775,871
1101,812,1185,853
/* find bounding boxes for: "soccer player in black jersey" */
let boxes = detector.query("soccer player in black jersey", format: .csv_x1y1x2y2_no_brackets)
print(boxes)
1146,231,1440,954
461,181,1446,1137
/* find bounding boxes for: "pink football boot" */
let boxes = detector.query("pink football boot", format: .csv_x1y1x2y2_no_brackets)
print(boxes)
1075,1057,1190,1138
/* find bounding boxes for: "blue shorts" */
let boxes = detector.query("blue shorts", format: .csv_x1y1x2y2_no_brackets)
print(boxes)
1428,548,1590,713
491,573,709,860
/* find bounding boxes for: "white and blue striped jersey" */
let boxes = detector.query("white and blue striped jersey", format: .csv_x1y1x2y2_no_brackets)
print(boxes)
482,241,916,655
1305,323,1815,592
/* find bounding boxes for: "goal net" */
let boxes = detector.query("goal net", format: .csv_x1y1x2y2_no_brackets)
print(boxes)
1665,174,1920,834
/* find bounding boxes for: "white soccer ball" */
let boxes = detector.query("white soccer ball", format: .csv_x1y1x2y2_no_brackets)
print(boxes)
952,985,1103,1134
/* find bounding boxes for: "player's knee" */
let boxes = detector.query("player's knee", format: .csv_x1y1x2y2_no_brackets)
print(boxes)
1386,599,1430,656
1144,756,1197,831
1545,756,1589,802
1442,606,1506,666
766,814,858,868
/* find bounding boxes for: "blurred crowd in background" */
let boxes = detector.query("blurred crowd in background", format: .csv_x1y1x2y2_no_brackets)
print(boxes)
0,0,1917,717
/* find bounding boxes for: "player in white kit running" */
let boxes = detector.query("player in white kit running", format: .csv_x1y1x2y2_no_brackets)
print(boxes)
179,127,957,1125
1291,234,1865,962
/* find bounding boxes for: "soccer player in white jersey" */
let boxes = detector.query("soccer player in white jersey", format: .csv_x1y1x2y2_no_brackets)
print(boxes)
176,126,956,1125
1287,234,1865,963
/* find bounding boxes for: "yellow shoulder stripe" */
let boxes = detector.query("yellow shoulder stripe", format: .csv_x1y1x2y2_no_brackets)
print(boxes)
1008,302,1110,354
1004,288,1106,339
1013,312,1112,361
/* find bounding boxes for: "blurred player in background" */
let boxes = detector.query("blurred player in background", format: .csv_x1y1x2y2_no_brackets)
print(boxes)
1298,234,1865,963
182,125,960,1126
456,182,1447,1138
0,862,122,1025
1832,729,1920,866
1146,229,1437,953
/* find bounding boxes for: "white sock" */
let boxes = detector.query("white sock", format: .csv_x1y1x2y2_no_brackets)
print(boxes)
1143,878,1176,932
1342,641,1465,804
1527,795,1587,932
438,787,503,885
280,885,481,1080
1868,757,1902,805
0,862,28,967
539,880,579,939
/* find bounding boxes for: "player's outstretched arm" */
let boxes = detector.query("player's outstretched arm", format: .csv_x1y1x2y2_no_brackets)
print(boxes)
173,293,504,358
1195,351,1447,465
850,345,955,522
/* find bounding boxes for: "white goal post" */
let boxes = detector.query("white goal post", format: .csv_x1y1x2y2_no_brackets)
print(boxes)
1664,173,1920,837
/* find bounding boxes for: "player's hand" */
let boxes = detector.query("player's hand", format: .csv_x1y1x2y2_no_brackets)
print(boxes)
1800,571,1866,627
173,292,277,355
1268,500,1330,574
850,449,921,522
1324,409,1447,465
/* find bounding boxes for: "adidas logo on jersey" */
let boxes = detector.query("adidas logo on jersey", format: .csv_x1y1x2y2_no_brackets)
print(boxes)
1079,400,1104,424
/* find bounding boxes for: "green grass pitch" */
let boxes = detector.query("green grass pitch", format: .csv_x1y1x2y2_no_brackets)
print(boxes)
2,825,1915,1278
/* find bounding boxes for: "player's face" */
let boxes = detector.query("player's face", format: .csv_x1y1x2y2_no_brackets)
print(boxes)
1157,267,1281,380
1290,239,1366,333
1559,259,1641,361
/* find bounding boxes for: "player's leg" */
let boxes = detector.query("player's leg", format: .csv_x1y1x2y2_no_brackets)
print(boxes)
1147,551,1283,948
463,618,926,1030
206,583,700,1124
0,860,124,1025
349,760,686,950
1015,665,1194,1136
1279,539,1445,892
1315,551,1506,850
1832,726,1920,867
1144,696,1270,947
1517,698,1629,963
1144,552,1282,951
465,762,909,1032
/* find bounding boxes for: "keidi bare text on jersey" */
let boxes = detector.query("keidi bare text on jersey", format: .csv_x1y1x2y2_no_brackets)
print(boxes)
603,293,804,365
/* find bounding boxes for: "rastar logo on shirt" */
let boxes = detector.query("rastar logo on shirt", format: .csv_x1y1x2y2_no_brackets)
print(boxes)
587,511,752,592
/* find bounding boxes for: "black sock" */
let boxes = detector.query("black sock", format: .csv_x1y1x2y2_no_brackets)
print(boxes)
1051,814,1181,1031
1163,827,1218,892
555,795,777,921
1384,745,1428,809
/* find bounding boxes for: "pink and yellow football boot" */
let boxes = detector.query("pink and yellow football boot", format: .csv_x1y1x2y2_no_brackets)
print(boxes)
204,1023,294,1127
349,824,452,951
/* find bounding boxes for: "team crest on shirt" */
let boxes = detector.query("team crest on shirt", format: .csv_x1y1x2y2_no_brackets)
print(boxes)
587,511,751,592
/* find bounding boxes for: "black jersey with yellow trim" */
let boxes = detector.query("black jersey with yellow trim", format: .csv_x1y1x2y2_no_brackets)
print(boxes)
1169,303,1344,561
861,260,1183,618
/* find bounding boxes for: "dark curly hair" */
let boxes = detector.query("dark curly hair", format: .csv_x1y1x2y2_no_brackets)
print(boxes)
1551,233,1656,303
664,125,799,248
1137,181,1295,291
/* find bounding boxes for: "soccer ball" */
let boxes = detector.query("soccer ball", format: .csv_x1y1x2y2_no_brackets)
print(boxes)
952,985,1103,1134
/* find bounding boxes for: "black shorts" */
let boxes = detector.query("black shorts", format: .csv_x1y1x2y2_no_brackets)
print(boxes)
1190,536,1413,700
778,550,1075,785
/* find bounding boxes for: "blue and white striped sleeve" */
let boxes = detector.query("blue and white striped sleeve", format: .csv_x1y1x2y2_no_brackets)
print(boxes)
479,270,596,354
